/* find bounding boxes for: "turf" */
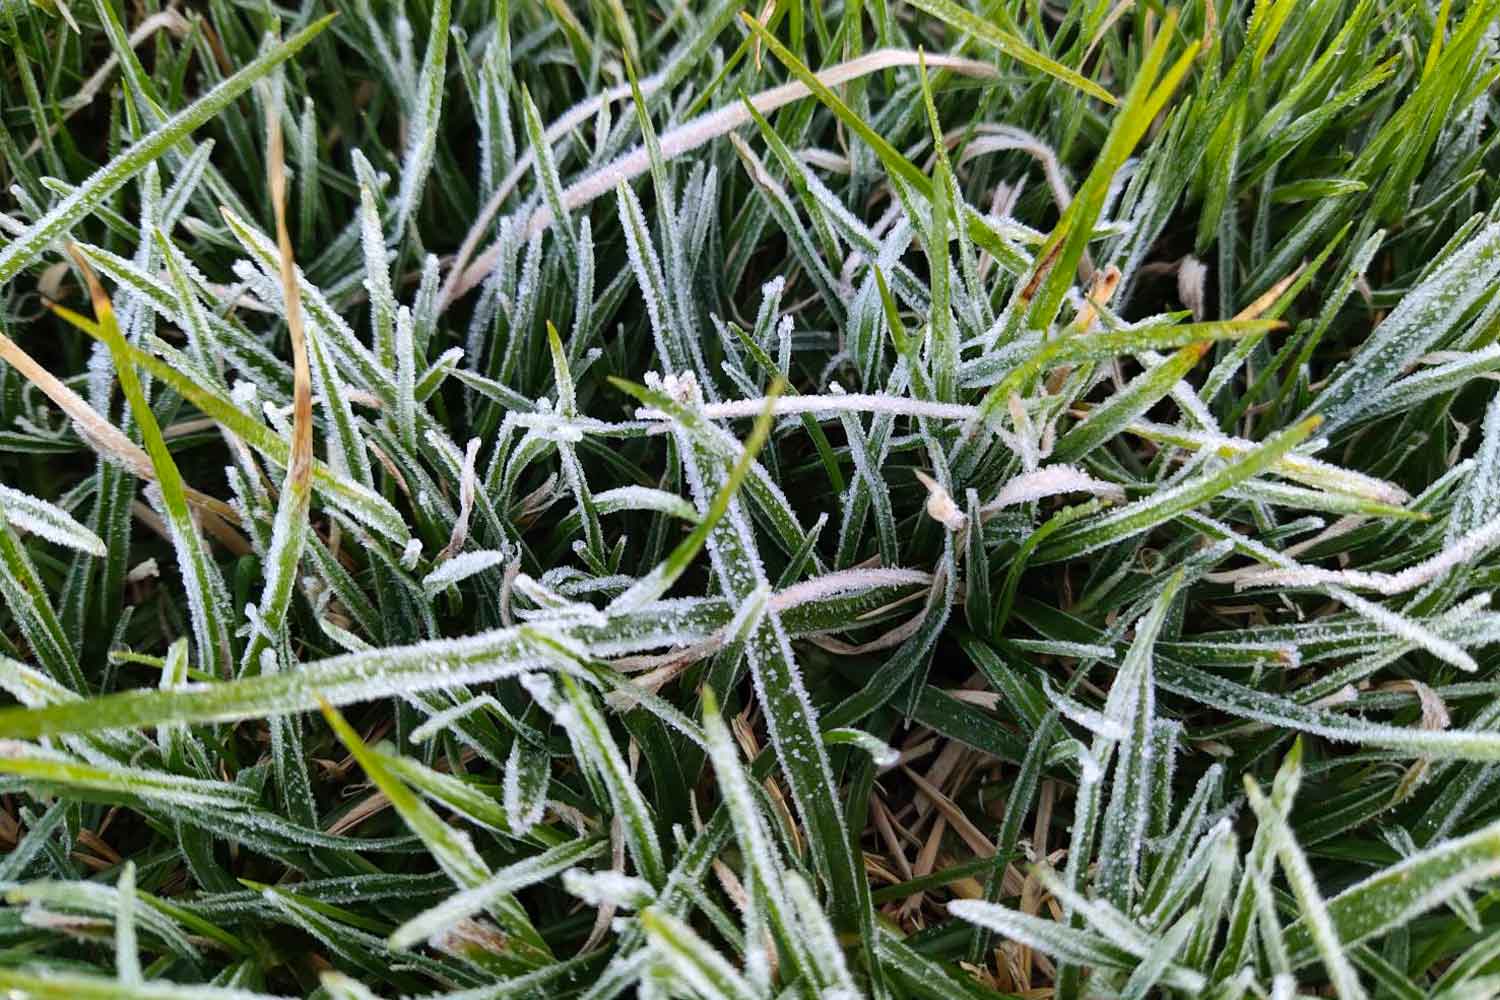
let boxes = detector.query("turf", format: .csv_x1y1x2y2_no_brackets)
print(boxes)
3,1,1500,997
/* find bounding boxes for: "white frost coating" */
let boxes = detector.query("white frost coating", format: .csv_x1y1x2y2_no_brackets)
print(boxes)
391,0,448,234
769,568,932,612
421,549,505,596
1451,392,1500,541
1009,393,1041,472
825,727,901,768
591,485,698,522
395,305,417,448
1246,780,1368,1000
513,410,636,441
1327,587,1477,673
1078,744,1105,784
635,391,980,423
542,673,666,887
115,861,141,984
503,740,549,837
359,183,395,357
702,688,789,962
618,185,677,373
230,379,258,407
1363,344,1500,418
0,657,75,708
440,72,670,310
125,558,160,584
562,868,657,910
0,742,256,811
323,971,382,1000
786,870,859,995
837,410,901,560
1236,512,1500,596
948,899,1206,993
437,436,481,561
641,908,760,1000
1178,256,1208,321
1044,680,1129,742
1014,639,1116,661
0,485,107,555
400,538,423,570
389,837,605,950
985,465,1125,510
319,616,372,653
407,693,506,745
724,585,772,645
1033,867,1154,956
511,573,578,610
519,671,559,712
143,484,232,680
1197,511,1486,671
8,879,195,965
1312,220,1500,434
1130,418,1410,503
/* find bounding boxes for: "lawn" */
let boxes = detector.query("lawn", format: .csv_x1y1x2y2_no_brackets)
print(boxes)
3,1,1500,998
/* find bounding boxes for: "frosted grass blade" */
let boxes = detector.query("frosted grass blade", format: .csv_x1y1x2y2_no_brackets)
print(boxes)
1309,220,1500,435
390,836,604,949
0,497,87,691
392,0,451,233
640,907,759,1000
1245,760,1367,1000
1034,417,1321,563
554,673,666,888
320,700,552,964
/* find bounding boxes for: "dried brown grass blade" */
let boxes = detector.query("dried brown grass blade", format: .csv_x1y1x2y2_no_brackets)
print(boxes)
0,328,241,529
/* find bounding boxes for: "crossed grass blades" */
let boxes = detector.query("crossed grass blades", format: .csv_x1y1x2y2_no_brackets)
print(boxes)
3,0,1500,997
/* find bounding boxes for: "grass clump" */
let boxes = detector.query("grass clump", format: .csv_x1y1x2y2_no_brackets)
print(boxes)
4,0,1500,997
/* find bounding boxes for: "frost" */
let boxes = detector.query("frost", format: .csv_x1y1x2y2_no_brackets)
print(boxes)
0,486,106,556
1044,680,1128,742
701,686,789,969
618,184,683,375
1327,586,1477,673
786,870,858,995
984,465,1125,510
503,740,550,838
1313,221,1500,434
390,0,449,233
114,862,141,984
1014,639,1115,661
562,868,657,910
770,568,931,613
359,183,395,365
1131,418,1409,502
948,899,1206,993
395,305,417,448
1236,512,1500,597
634,390,978,423
825,727,901,768
407,693,505,745
389,836,605,950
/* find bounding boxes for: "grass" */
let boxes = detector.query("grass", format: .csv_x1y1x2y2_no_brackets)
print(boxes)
2,0,1500,997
